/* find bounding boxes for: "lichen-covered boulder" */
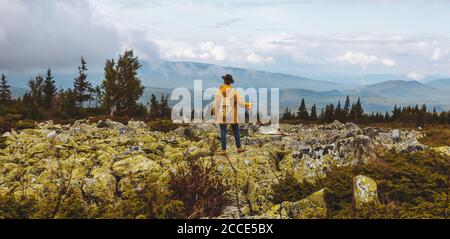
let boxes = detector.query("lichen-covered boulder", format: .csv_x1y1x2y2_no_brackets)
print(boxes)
83,167,116,203
336,135,377,165
262,189,327,219
353,175,379,209
112,155,162,177
128,120,147,129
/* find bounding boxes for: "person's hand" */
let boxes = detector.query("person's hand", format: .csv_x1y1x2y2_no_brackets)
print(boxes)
245,102,253,109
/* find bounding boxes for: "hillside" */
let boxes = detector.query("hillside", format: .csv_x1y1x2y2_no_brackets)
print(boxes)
0,120,449,219
139,61,351,91
427,78,450,92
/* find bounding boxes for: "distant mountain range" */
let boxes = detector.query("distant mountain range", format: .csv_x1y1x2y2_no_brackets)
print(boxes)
5,61,450,113
139,61,353,91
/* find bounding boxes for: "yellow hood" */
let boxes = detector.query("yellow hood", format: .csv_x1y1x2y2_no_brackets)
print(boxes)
219,84,233,94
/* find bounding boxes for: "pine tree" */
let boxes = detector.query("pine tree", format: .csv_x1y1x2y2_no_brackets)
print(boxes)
310,104,318,121
297,98,309,120
0,74,11,103
149,94,160,119
102,59,118,116
29,75,44,107
160,94,171,118
343,95,351,121
118,50,144,115
73,57,91,108
101,50,144,116
384,112,390,121
42,68,57,108
324,104,335,123
335,100,342,122
348,103,356,122
283,107,294,120
94,85,102,108
353,98,364,123
319,108,325,123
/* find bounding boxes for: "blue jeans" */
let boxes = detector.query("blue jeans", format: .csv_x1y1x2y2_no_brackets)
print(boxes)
219,124,241,150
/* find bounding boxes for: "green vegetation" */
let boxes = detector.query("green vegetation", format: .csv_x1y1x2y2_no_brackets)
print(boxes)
0,49,152,133
0,158,227,219
271,149,450,219
282,97,450,127
147,120,180,133
271,173,316,204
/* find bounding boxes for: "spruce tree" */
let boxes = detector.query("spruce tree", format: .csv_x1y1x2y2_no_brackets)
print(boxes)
160,94,171,118
149,94,160,119
310,104,318,121
42,68,57,108
344,95,351,121
102,59,118,116
335,100,342,122
74,57,91,108
0,74,11,103
297,98,309,120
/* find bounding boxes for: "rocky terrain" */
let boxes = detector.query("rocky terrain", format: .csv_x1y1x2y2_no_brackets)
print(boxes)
0,119,449,219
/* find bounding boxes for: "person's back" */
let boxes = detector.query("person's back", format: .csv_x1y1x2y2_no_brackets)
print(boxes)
213,74,252,155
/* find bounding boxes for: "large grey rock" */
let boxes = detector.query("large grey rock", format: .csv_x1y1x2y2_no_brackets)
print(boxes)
259,126,282,135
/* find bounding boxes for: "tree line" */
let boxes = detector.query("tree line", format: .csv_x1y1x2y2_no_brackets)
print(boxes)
1,49,449,129
282,96,450,126
0,49,174,131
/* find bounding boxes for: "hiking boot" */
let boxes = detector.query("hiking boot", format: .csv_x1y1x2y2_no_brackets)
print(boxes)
237,148,246,153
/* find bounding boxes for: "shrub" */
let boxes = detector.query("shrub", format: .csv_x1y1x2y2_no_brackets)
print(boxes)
13,119,36,130
148,120,180,133
271,172,317,204
320,149,450,218
108,177,185,219
266,149,287,172
0,195,37,219
169,160,228,218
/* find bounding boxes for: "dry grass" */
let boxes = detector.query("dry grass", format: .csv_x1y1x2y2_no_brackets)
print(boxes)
420,126,450,147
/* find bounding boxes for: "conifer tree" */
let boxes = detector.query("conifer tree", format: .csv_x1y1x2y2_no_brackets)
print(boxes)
28,75,45,107
42,68,57,108
160,94,171,118
297,98,309,120
101,49,144,116
74,57,91,108
310,104,318,121
0,74,11,103
149,94,160,119
344,95,351,121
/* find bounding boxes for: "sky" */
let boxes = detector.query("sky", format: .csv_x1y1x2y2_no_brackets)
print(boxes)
1,0,450,83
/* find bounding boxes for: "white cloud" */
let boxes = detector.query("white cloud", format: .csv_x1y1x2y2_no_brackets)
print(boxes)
199,41,226,61
333,51,396,69
246,52,274,64
431,48,442,61
406,72,424,81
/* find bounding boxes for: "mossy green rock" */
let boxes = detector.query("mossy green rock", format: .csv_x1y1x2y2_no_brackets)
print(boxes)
262,189,327,219
353,175,379,209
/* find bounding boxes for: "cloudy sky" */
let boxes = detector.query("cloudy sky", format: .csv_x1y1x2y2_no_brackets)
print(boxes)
1,0,450,82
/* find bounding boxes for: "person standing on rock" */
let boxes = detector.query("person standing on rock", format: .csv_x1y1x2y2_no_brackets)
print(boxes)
212,74,253,155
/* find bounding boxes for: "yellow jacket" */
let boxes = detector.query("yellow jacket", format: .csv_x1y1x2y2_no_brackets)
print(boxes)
212,84,252,124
